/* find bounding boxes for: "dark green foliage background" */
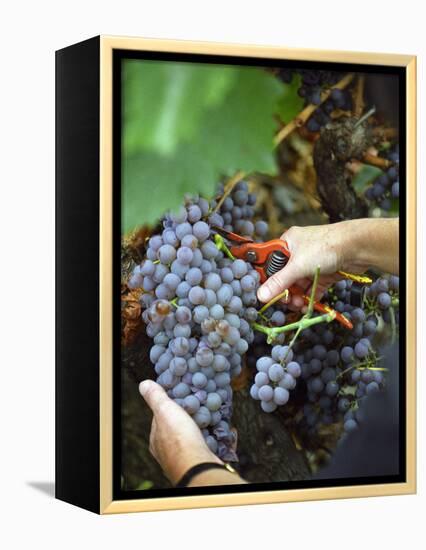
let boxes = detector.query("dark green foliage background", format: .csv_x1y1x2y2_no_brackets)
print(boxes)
122,59,303,232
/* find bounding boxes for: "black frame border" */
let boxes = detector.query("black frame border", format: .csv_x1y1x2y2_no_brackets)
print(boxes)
112,49,407,501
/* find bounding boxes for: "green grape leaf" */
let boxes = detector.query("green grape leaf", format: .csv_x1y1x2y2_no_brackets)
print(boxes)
276,73,304,123
352,165,382,194
122,61,283,233
123,60,237,157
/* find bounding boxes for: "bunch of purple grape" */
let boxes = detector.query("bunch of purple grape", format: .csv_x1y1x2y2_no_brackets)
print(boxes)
364,146,400,211
129,182,267,461
276,68,352,132
247,274,399,440
249,345,302,413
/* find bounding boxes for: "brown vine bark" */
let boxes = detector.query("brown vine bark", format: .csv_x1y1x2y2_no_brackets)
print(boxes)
121,331,310,490
313,117,372,222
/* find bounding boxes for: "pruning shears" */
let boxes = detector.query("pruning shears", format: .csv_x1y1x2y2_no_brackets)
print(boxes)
213,227,371,331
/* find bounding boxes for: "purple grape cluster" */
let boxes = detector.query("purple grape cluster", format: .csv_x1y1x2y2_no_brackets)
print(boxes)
129,182,268,461
276,69,352,132
364,146,399,211
247,274,399,441
250,345,302,413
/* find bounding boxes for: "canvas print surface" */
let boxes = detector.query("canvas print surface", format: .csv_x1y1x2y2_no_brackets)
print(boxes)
118,56,403,496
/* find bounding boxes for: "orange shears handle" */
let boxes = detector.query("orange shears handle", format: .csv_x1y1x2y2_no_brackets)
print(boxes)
289,285,353,330
232,239,290,265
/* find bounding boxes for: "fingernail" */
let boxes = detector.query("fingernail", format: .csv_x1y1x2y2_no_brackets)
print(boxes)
257,286,271,303
138,380,150,397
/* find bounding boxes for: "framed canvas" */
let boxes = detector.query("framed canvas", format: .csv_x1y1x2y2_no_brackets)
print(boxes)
55,35,416,514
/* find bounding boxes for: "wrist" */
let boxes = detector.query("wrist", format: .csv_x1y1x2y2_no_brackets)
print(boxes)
187,465,245,487
338,219,372,272
167,447,223,486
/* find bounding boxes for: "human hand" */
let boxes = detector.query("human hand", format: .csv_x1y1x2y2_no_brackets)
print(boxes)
139,380,222,485
256,222,367,309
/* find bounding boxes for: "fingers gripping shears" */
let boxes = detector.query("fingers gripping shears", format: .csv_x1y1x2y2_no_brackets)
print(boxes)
212,227,368,330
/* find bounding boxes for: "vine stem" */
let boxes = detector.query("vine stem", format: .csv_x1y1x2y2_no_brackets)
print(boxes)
258,290,289,314
252,312,334,344
306,266,321,317
389,305,396,344
361,152,393,169
353,75,365,118
274,73,355,146
213,170,246,214
372,126,398,139
253,265,328,347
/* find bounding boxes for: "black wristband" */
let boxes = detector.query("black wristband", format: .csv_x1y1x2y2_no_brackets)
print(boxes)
175,462,238,488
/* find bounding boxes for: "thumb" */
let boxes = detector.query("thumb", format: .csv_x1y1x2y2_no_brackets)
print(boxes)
139,380,171,416
257,258,303,303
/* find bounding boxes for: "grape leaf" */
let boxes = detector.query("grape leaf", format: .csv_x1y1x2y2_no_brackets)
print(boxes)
122,61,283,233
123,60,237,157
276,73,304,123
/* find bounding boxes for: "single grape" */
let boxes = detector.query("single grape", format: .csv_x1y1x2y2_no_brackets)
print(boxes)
187,204,202,223
279,373,296,390
206,392,222,411
326,381,339,397
354,342,369,359
177,246,194,265
158,244,177,264
149,345,166,364
217,284,234,307
210,304,225,320
268,363,285,382
344,419,358,433
196,347,214,367
274,386,290,406
193,305,209,324
231,259,248,279
183,394,200,414
171,337,190,356
192,221,210,242
391,181,399,198
201,240,219,260
176,281,191,298
193,406,211,428
183,267,202,287
378,292,391,309
338,397,350,412
261,400,277,413
173,382,191,399
254,220,268,237
250,384,260,400
169,357,187,376
286,361,302,378
188,286,206,305
258,385,274,402
255,372,270,387
341,346,354,363
256,356,274,373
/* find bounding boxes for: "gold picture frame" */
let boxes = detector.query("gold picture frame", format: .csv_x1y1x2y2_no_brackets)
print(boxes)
56,35,416,514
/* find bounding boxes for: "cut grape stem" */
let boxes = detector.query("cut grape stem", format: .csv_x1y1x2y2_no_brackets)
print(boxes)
258,289,290,314
214,234,235,260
